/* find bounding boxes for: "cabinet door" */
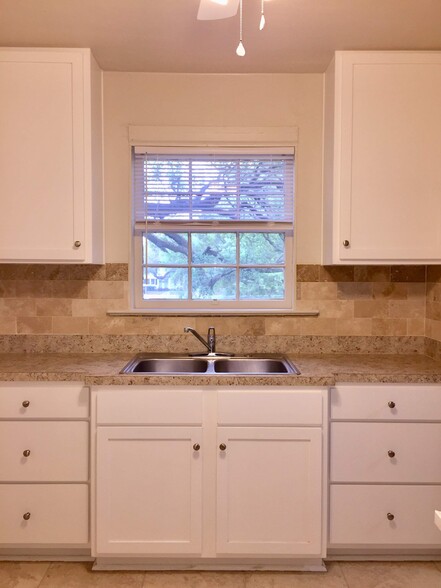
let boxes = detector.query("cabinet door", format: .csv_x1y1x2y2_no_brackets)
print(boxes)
96,426,202,556
216,427,322,556
0,49,85,261
326,52,441,263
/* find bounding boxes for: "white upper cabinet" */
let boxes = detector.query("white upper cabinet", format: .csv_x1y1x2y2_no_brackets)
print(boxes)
0,48,104,263
323,51,441,264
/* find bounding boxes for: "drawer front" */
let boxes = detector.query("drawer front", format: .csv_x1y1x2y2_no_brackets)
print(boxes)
96,387,203,425
331,384,441,421
331,422,441,483
330,484,441,547
0,484,89,545
217,389,323,426
0,382,89,419
0,421,88,482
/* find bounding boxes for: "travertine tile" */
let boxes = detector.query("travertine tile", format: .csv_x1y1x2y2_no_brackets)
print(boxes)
391,265,426,282
300,317,337,335
36,298,72,316
406,283,427,299
52,316,89,334
15,280,53,298
407,317,425,336
0,298,36,317
143,571,246,587
265,317,304,335
427,265,441,283
354,300,389,318
106,263,129,281
372,283,408,300
336,318,372,336
339,561,441,588
40,562,144,587
51,281,88,299
313,300,354,319
88,281,125,300
296,265,320,282
354,266,391,282
245,563,348,587
337,283,373,300
195,317,265,336
0,280,16,297
320,266,354,282
372,318,408,336
300,282,338,300
72,298,127,317
0,561,49,588
17,316,52,334
0,317,16,333
388,300,425,319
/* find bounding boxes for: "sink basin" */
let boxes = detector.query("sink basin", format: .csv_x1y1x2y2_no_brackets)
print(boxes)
213,358,294,374
120,354,299,375
130,358,208,373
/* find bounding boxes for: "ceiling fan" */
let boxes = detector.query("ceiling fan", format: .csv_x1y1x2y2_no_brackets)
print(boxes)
197,0,240,20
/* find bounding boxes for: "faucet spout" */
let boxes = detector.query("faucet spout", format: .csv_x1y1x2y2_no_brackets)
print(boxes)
184,326,216,355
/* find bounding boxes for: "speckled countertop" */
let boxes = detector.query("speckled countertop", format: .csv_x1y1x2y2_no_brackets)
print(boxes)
0,352,441,386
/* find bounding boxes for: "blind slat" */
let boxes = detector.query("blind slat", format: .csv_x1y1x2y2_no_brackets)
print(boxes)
133,152,294,223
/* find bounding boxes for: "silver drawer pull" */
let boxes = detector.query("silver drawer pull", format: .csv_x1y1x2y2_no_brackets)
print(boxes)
387,450,396,458
23,512,31,521
22,400,30,408
23,449,31,457
387,512,395,521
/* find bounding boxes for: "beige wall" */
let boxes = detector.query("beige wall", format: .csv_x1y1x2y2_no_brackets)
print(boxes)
103,72,324,263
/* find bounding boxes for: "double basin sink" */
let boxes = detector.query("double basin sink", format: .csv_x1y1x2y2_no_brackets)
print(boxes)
121,354,300,375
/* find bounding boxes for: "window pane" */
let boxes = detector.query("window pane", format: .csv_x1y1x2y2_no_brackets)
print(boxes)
192,268,236,300
192,233,236,264
143,267,188,300
143,233,188,265
240,268,285,300
240,233,285,264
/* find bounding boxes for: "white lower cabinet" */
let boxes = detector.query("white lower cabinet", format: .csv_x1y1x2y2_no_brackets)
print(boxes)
93,386,326,563
216,427,322,555
96,427,203,555
0,382,90,549
329,384,441,551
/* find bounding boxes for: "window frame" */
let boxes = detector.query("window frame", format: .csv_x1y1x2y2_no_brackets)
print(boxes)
129,127,298,314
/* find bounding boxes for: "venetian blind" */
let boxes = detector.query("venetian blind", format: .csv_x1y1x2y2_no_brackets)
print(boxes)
133,149,295,227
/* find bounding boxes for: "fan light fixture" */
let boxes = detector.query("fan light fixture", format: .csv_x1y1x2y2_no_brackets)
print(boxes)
198,0,268,57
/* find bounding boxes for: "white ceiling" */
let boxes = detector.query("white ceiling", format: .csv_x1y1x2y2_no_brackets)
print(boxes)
0,0,440,73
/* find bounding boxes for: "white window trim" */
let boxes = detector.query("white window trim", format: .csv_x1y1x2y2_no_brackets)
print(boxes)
128,126,299,315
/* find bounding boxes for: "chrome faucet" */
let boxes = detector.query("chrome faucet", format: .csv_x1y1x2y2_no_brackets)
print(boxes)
184,326,216,355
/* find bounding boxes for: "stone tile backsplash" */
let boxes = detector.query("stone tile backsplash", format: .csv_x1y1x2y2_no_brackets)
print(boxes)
0,264,432,342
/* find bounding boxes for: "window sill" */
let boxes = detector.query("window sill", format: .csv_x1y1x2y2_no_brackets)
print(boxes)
107,310,320,317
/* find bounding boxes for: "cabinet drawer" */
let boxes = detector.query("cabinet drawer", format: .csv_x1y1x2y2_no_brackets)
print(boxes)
0,484,89,545
0,421,88,482
0,383,89,419
331,384,441,421
96,387,203,425
330,484,441,547
217,389,323,426
331,422,441,483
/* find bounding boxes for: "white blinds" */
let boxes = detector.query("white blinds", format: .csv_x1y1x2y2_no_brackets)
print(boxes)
133,150,294,225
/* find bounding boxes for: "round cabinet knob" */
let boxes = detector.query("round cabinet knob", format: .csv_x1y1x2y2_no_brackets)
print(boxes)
387,513,395,521
74,241,81,248
23,449,31,457
23,512,31,521
343,240,350,247
22,400,30,408
219,443,227,451
388,401,396,409
387,450,396,458
193,443,200,451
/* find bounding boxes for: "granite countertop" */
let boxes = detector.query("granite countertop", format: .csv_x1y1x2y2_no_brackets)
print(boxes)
0,352,440,386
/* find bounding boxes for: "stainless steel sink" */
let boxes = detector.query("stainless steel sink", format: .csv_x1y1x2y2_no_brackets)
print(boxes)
120,354,299,375
213,358,294,374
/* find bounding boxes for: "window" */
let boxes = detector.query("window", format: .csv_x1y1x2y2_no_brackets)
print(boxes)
132,147,295,312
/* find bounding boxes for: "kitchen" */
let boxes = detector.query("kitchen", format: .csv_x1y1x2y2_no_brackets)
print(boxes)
1,1,441,586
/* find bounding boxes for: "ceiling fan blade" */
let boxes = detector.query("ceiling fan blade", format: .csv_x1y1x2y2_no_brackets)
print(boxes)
197,0,240,20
